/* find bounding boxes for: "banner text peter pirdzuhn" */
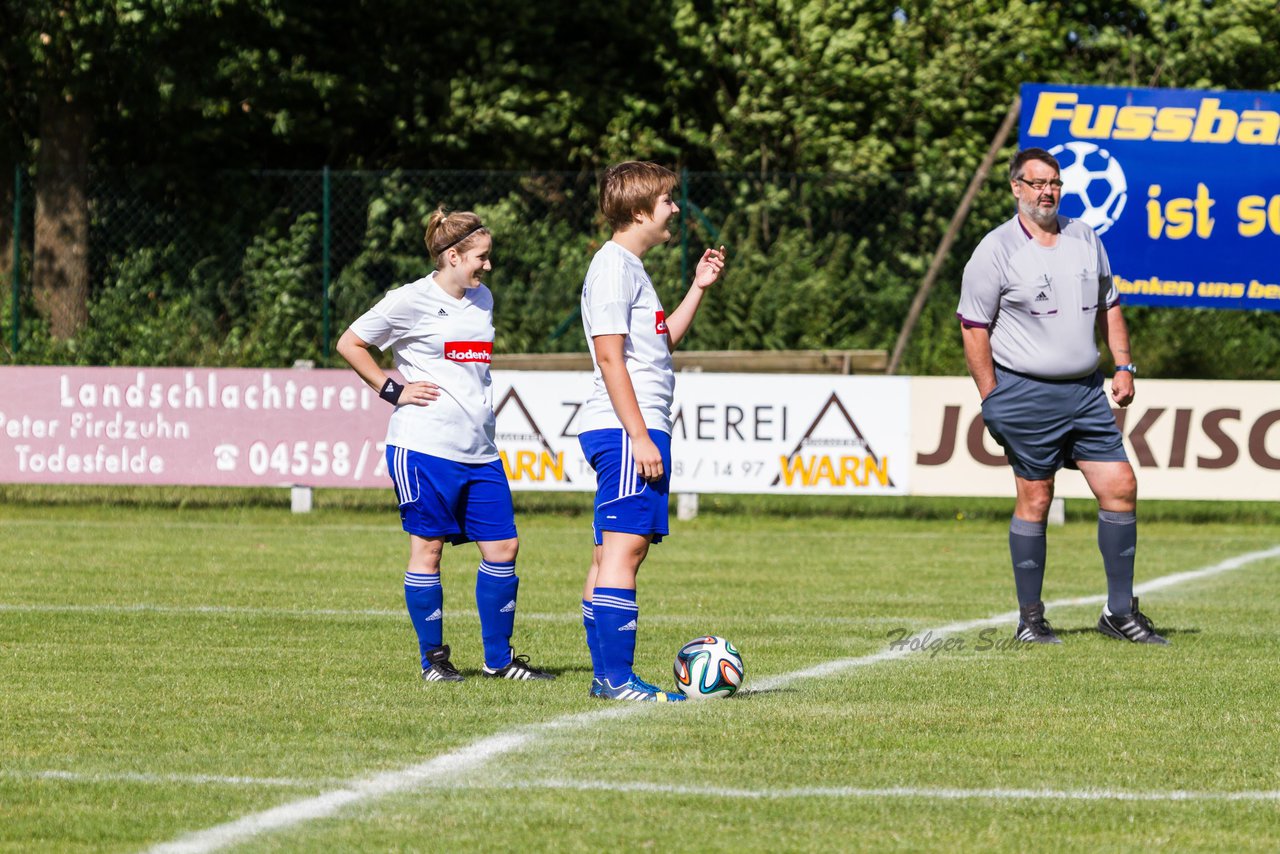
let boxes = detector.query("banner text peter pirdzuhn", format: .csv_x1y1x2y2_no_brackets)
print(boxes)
4,367,1277,500
0,367,392,487
0,367,914,495
1020,82,1280,312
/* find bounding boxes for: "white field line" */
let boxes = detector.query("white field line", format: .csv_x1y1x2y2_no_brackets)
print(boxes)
145,712,634,854
0,603,410,619
752,544,1280,690
451,777,1280,803
10,768,1280,805
9,769,340,789
0,601,906,627
0,518,399,533
129,543,1276,853
0,516,976,541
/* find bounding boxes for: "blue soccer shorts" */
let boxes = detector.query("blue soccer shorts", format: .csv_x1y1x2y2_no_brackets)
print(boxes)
578,428,671,545
386,445,517,544
980,365,1129,480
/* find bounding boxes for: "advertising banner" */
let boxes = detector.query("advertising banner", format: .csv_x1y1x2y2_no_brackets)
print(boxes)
505,372,913,495
4,367,1275,500
1019,82,1280,311
911,376,1280,500
0,367,391,488
0,367,913,496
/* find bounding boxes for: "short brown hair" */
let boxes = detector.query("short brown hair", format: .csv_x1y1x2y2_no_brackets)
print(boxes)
1009,148,1060,181
599,161,678,232
425,208,489,267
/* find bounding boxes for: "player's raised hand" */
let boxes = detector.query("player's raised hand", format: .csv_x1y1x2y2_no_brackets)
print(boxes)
402,381,441,407
692,245,726,290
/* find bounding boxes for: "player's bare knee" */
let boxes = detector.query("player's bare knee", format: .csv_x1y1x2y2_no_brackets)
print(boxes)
407,553,442,573
1096,468,1137,507
1015,484,1054,521
480,537,519,564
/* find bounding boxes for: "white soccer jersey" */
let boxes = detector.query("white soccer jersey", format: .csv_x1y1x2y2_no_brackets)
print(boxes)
957,215,1118,380
348,273,499,462
578,240,675,433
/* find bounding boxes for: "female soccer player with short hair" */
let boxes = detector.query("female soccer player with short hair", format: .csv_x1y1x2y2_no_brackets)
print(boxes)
578,162,726,701
337,208,554,683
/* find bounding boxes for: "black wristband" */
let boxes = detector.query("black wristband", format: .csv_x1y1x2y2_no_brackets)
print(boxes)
379,378,404,405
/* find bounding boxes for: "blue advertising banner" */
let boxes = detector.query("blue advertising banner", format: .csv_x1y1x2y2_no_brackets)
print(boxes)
1019,83,1280,311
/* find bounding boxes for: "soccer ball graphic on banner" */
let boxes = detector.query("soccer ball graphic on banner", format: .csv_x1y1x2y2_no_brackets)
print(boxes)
674,636,744,699
1050,140,1128,235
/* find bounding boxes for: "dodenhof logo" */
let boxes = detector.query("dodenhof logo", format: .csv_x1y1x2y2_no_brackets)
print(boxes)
444,341,492,363
1050,140,1128,235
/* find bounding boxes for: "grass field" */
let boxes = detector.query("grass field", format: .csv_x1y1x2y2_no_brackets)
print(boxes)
2,491,1279,852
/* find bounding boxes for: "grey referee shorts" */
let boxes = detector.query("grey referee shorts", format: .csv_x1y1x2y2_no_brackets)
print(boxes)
979,364,1129,480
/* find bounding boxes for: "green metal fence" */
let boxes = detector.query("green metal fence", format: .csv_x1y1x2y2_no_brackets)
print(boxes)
8,166,1280,379
4,168,972,369
8,164,19,359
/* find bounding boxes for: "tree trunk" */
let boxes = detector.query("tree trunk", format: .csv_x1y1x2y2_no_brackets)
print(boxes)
33,92,91,339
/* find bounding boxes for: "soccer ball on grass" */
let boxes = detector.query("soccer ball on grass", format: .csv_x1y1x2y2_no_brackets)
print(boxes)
673,636,744,699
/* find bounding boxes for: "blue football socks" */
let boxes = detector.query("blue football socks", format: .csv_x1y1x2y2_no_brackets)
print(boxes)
591,587,638,687
404,571,444,669
476,560,518,669
582,599,604,681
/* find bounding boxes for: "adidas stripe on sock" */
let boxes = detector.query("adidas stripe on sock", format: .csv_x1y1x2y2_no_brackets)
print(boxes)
404,571,443,669
592,587,638,686
476,560,519,670
582,599,604,681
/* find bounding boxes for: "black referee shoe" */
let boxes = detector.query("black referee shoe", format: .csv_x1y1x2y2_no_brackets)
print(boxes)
1014,601,1062,644
1098,597,1169,645
421,644,465,682
481,653,556,681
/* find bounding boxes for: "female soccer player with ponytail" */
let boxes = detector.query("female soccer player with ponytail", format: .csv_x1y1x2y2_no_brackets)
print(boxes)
338,208,555,683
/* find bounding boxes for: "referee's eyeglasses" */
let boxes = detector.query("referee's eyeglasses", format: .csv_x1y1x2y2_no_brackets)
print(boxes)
1016,177,1064,192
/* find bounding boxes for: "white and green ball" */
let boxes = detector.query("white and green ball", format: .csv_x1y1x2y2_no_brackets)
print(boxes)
673,636,744,699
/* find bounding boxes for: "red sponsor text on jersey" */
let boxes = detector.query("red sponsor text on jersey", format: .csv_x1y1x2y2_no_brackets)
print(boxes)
655,311,668,335
444,341,493,363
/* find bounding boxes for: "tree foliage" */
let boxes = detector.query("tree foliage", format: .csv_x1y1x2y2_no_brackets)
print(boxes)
2,0,1279,374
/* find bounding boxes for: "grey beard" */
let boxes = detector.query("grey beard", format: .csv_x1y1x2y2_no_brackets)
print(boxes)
1020,199,1059,229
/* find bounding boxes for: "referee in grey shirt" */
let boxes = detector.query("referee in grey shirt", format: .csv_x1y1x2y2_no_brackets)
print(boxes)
957,147,1167,646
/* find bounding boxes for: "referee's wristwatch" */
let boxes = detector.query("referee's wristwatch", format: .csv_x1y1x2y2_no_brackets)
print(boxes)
1114,363,1138,376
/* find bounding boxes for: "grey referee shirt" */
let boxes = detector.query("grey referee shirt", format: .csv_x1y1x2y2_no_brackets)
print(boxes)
957,215,1118,380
